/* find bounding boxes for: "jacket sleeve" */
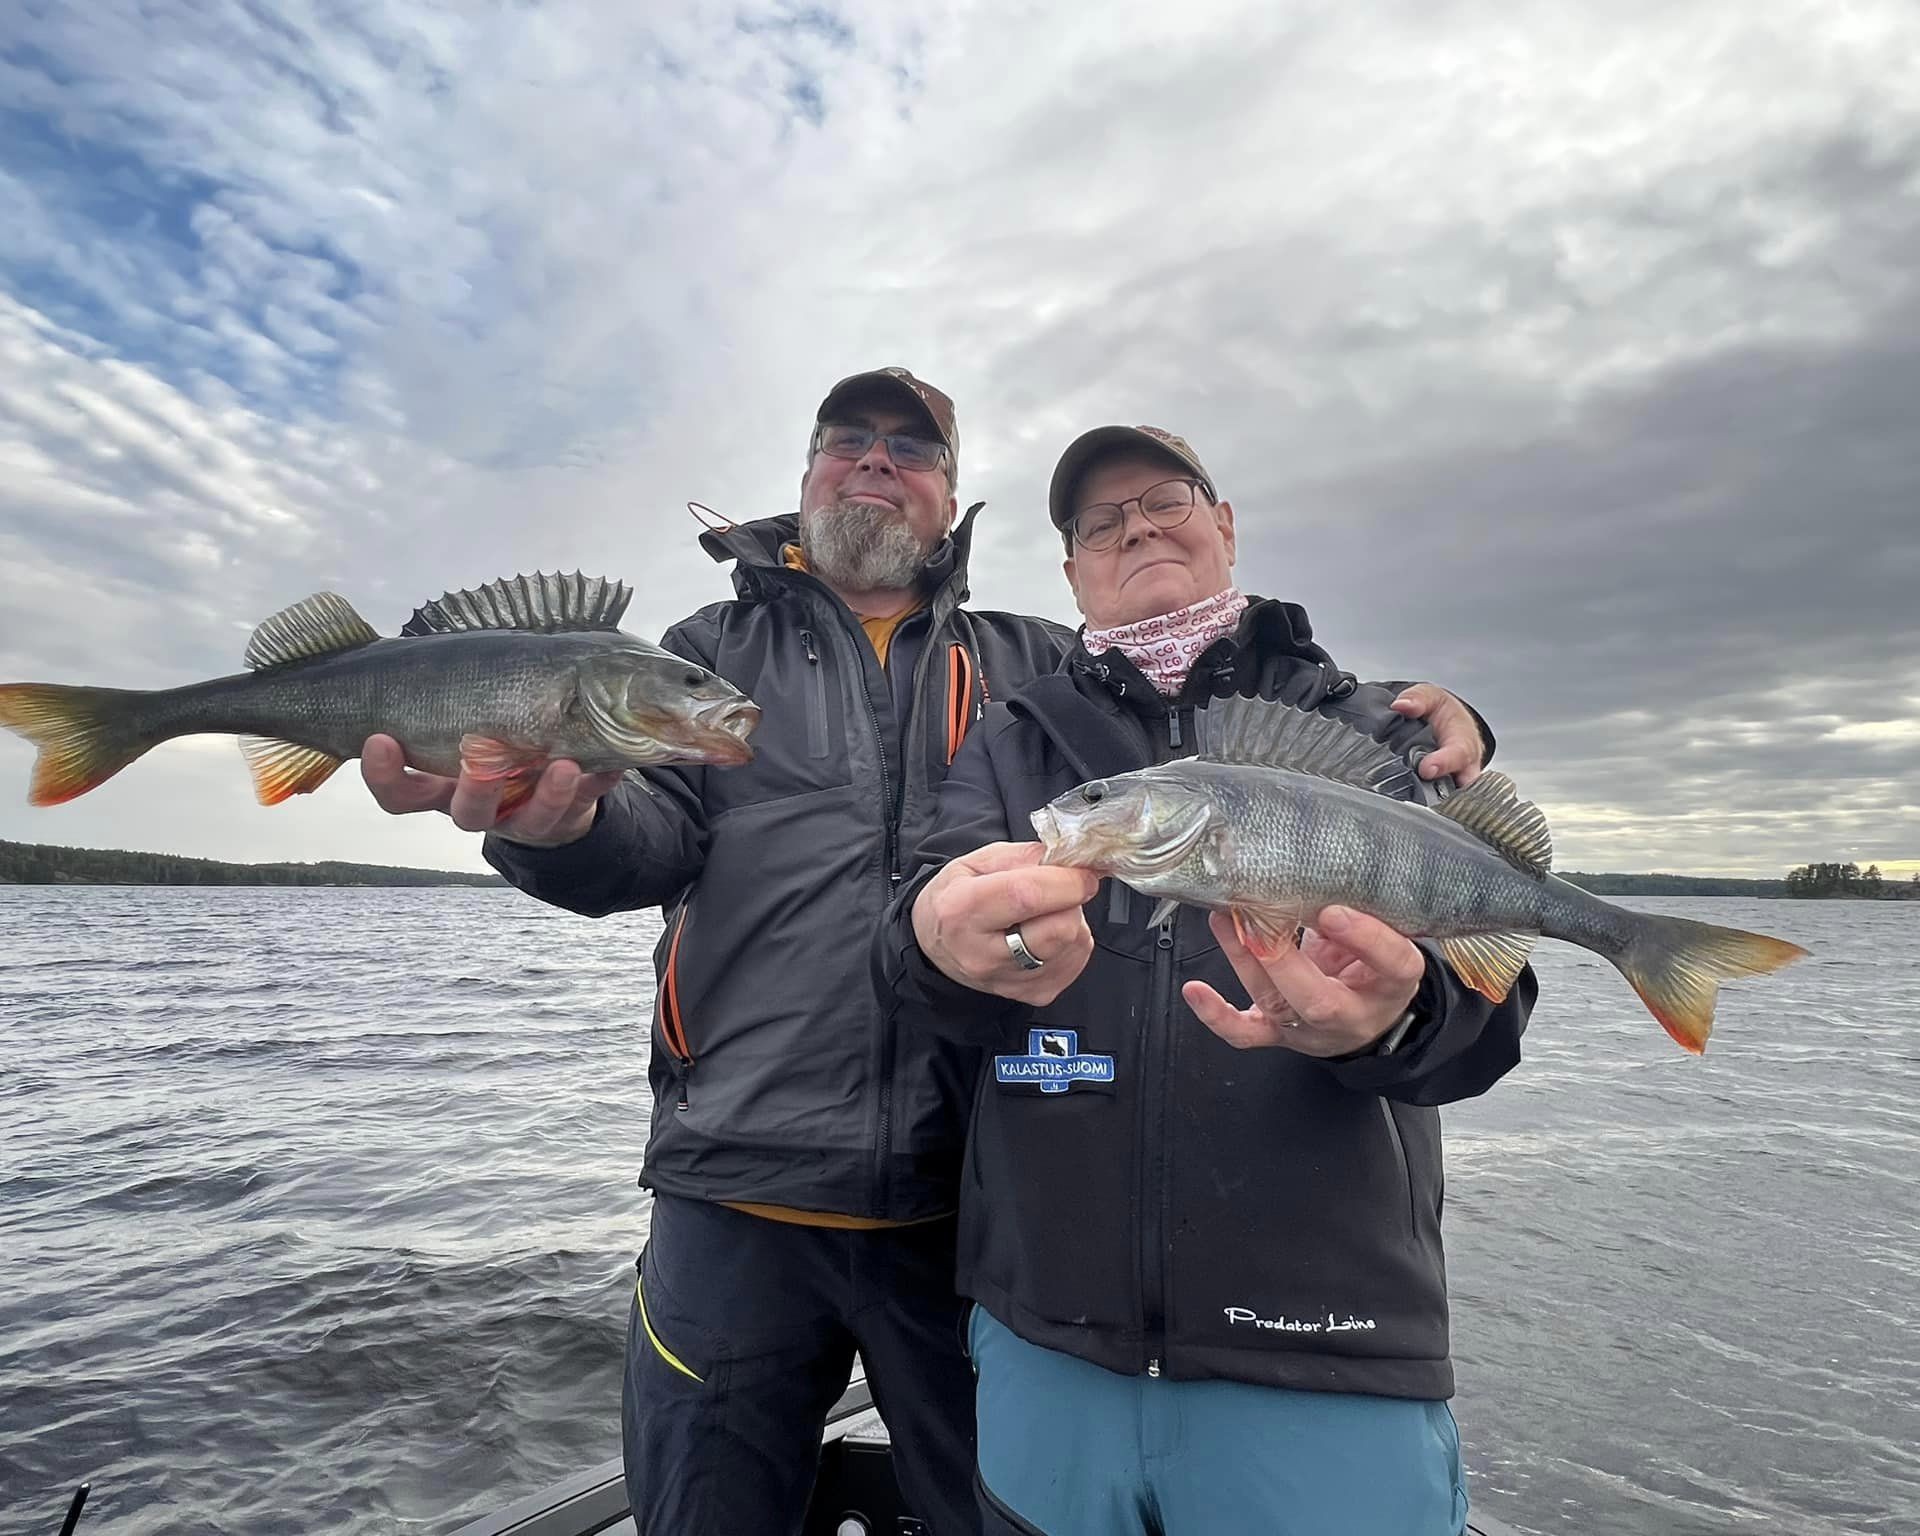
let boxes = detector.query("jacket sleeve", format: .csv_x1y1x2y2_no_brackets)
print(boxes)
481,615,716,918
872,709,1029,1047
1321,949,1534,1105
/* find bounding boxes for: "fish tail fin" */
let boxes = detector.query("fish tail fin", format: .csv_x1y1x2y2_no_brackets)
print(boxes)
0,683,156,805
1611,912,1808,1054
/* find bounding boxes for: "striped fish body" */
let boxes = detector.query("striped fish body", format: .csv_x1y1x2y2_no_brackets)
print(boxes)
0,573,760,810
1138,759,1555,935
1032,698,1806,1054
112,629,696,777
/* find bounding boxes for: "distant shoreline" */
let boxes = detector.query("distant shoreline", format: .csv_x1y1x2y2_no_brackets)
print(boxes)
0,839,501,888
5,838,1911,895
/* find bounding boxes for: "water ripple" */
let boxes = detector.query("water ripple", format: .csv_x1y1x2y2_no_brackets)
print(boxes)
2,889,1915,1535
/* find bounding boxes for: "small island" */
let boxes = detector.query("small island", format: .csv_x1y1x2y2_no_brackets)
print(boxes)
0,839,502,887
1780,862,1919,900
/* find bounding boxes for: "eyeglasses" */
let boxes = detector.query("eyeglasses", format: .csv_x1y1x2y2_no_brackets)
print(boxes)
1070,478,1207,551
812,422,950,475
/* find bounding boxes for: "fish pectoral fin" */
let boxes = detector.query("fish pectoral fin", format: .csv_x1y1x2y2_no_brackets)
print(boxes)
240,737,345,805
460,735,553,816
1145,896,1179,929
1231,904,1301,960
1437,931,1536,1003
1434,772,1553,877
459,734,553,784
494,775,541,818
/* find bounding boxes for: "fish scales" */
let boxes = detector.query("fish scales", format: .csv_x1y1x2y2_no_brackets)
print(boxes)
1031,699,1806,1054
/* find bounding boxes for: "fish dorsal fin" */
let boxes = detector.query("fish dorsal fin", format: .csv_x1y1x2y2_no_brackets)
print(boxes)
399,572,632,637
244,594,381,670
1191,697,1415,798
1434,770,1553,876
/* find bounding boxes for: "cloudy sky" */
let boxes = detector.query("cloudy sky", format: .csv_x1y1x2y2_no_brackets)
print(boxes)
1,0,1915,878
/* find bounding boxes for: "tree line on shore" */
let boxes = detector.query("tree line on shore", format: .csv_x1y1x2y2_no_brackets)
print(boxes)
0,839,501,887
1,839,1912,896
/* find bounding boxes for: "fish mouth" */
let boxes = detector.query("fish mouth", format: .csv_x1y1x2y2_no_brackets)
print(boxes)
1030,805,1097,868
624,699,759,767
1030,805,1062,860
688,699,760,764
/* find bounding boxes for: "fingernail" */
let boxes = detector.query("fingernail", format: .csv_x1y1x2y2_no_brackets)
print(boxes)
1320,907,1350,934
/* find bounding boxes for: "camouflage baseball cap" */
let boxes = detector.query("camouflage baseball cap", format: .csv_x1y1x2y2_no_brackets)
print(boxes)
815,367,958,474
1048,424,1216,531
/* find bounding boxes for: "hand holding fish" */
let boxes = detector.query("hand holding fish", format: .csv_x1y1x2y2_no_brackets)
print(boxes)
1389,684,1485,787
1185,906,1427,1056
360,734,623,845
912,841,1102,1006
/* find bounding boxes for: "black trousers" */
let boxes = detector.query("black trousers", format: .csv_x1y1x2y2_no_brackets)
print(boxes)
622,1192,978,1535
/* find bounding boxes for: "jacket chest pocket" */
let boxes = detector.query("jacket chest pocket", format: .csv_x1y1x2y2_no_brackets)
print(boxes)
799,629,830,758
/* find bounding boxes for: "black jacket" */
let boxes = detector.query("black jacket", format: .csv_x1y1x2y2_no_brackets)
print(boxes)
874,598,1535,1397
485,509,1072,1220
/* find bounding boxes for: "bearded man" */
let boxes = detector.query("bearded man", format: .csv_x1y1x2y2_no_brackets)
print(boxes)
360,371,1490,1532
368,369,1067,1532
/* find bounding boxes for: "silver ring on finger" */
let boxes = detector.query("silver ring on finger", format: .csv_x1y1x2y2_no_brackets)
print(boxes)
1005,928,1046,972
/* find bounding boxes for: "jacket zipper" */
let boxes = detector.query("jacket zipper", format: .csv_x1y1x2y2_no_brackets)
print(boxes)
658,905,694,1111
1143,909,1177,1378
799,629,830,758
1144,701,1187,1378
872,610,954,1206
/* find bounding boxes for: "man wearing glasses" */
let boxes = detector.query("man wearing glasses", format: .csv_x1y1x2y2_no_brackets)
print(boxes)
879,423,1522,1535
361,376,1490,1532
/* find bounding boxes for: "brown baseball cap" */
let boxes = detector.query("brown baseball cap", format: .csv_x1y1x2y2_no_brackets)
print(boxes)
1048,424,1215,531
815,367,958,473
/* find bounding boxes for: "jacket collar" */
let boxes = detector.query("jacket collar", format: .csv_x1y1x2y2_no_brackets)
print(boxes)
699,503,982,612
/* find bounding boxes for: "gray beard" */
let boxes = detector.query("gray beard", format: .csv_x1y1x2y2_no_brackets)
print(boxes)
799,500,932,592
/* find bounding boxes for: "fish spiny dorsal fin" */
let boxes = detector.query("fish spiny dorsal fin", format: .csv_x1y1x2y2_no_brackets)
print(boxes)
244,594,381,670
1434,770,1553,877
1191,696,1416,798
399,572,633,637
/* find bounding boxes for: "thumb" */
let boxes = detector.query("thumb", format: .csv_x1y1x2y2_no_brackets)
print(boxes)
1390,683,1439,718
955,840,1048,876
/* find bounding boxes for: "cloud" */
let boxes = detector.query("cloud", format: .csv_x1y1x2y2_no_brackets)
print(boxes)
2,0,1916,875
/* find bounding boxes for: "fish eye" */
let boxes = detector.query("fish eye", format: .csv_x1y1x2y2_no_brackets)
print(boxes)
681,669,706,689
1082,783,1106,804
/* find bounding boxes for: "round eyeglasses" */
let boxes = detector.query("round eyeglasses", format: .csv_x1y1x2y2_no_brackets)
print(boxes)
812,422,949,474
1070,479,1206,551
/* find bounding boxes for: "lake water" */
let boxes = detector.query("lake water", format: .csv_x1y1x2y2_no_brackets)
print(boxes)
0,888,1914,1535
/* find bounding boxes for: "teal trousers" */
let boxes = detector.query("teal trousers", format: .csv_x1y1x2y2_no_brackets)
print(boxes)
970,1306,1468,1536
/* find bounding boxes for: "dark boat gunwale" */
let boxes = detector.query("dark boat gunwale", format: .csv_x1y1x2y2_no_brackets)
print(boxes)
446,1380,883,1536
446,1376,1530,1536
